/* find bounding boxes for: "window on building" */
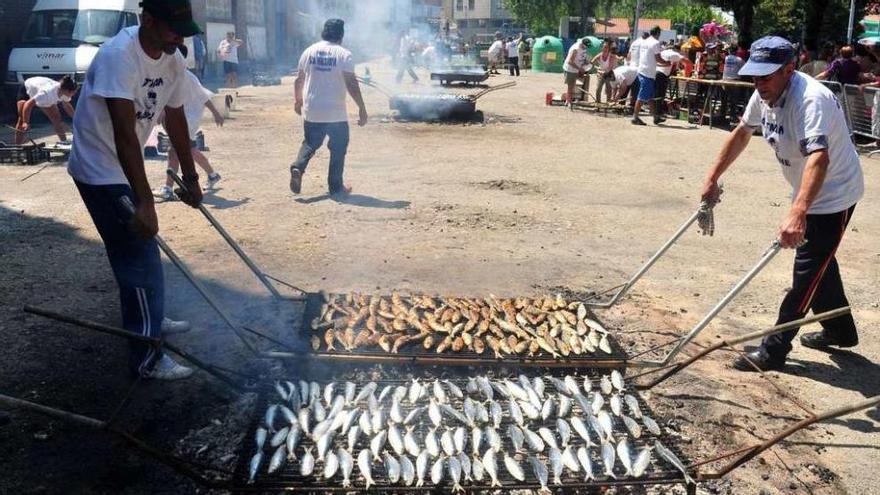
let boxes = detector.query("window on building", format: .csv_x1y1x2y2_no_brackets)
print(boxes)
206,0,232,19
456,0,463,11
245,0,265,24
468,0,475,9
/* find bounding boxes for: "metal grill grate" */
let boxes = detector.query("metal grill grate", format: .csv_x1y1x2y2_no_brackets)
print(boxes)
233,373,692,492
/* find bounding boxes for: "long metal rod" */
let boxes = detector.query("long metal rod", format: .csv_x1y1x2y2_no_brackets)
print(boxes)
118,196,260,355
23,305,246,393
167,169,287,299
586,208,702,308
635,307,851,389
632,240,782,367
0,393,226,488
701,395,880,479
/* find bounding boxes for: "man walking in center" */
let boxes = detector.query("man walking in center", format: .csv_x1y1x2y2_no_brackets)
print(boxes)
67,0,204,380
289,19,368,196
700,36,864,371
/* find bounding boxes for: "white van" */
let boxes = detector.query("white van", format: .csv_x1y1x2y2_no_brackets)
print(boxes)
5,0,141,87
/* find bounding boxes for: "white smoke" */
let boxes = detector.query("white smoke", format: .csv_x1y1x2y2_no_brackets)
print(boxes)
298,0,415,60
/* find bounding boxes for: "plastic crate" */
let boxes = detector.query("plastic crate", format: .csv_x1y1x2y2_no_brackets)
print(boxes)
0,143,50,165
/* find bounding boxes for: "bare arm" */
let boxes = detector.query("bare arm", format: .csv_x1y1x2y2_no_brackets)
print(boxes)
294,72,304,115
163,105,202,207
778,150,829,248
655,53,669,66
62,101,75,119
343,72,368,126
105,98,158,237
815,70,829,80
701,122,753,200
205,100,225,126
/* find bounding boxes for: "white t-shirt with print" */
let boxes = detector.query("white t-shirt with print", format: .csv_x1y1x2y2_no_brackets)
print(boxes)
297,40,355,123
68,26,186,186
658,49,683,77
741,71,863,214
507,41,519,58
218,39,241,64
637,37,661,78
24,76,64,108
613,65,638,87
563,43,587,73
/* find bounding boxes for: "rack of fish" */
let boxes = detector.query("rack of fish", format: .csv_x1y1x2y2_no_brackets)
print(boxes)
301,292,625,365
242,372,694,491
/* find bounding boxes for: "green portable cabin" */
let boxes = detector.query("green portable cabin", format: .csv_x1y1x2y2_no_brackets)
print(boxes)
532,36,564,73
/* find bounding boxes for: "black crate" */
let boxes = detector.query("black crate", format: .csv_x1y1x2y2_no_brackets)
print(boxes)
0,143,50,165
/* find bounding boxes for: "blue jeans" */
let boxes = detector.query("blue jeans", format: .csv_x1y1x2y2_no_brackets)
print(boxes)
291,121,350,194
74,181,164,376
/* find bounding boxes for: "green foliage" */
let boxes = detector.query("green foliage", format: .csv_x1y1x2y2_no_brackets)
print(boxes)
501,0,572,35
752,0,802,39
610,0,716,30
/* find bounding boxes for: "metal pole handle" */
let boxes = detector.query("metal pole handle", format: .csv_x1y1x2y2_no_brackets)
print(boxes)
117,196,259,355
167,169,285,300
637,240,782,367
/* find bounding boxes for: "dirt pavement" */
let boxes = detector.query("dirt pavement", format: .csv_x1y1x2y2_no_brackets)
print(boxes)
0,60,877,494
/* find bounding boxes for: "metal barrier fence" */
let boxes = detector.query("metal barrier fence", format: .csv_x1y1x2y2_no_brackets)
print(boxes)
819,80,880,146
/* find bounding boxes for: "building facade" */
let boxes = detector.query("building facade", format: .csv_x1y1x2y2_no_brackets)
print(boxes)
442,0,522,39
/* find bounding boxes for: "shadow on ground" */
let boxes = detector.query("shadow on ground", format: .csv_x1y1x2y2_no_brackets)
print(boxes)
0,202,303,493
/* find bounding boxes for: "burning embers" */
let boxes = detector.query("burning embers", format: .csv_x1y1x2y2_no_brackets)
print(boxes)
245,373,693,488
309,292,614,358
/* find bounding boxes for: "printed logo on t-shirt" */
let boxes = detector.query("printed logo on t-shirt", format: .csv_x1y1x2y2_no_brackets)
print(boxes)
309,50,338,72
137,77,164,120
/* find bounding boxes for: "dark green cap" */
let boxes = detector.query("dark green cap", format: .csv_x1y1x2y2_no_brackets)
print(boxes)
140,0,202,37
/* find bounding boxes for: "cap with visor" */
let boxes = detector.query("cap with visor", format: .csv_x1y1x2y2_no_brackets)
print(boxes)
738,36,795,77
140,0,202,37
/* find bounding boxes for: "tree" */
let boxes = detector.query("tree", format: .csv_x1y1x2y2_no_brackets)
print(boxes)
502,0,573,35
695,0,760,46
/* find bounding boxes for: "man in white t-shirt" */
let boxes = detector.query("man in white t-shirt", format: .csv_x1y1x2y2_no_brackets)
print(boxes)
395,30,419,83
488,33,505,75
611,64,638,102
632,26,668,126
217,31,244,88
655,44,684,120
563,38,591,105
67,0,205,381
701,36,864,372
290,19,367,196
506,34,521,76
14,75,78,144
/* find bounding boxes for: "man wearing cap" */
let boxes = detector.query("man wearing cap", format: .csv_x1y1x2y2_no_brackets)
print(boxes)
67,0,205,380
289,19,367,196
701,36,864,372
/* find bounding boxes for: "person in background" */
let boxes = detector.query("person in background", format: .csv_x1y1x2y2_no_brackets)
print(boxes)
487,32,505,75
507,34,521,76
154,46,224,200
611,64,638,104
816,46,865,85
290,19,367,196
518,35,531,70
723,44,744,80
421,42,438,69
192,32,207,80
852,43,877,75
720,44,747,123
67,0,204,380
682,26,705,62
217,31,244,88
631,26,668,126
591,39,619,103
655,43,684,119
395,30,419,83
15,75,78,144
563,37,591,105
699,42,722,80
701,36,864,372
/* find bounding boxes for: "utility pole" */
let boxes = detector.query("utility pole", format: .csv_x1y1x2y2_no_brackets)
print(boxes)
847,0,856,44
632,0,642,40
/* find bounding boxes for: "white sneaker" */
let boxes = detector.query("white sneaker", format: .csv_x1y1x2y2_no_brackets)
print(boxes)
204,173,222,190
161,317,191,334
152,185,175,201
147,354,193,381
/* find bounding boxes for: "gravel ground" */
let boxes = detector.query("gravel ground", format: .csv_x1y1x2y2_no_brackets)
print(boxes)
0,59,877,494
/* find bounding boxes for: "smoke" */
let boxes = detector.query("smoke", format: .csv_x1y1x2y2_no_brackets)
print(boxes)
299,0,414,61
